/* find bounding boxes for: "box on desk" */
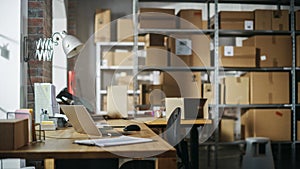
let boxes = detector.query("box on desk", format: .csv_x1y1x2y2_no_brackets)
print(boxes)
165,98,206,120
0,118,28,150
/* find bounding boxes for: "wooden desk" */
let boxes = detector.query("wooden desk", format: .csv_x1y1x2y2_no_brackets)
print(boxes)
136,117,212,169
0,119,176,168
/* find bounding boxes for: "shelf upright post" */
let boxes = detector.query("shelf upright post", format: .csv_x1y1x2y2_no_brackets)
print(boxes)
290,0,296,168
96,43,101,114
133,0,139,117
213,0,220,169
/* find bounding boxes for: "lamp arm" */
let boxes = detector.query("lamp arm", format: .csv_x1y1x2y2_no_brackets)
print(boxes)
51,32,63,46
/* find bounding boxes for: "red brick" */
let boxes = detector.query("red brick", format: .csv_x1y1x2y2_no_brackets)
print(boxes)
28,18,43,27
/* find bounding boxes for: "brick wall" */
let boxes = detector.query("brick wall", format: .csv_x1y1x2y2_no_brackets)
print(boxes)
27,0,52,109
67,0,78,71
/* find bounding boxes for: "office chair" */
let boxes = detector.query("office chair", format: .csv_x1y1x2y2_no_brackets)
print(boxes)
119,107,190,169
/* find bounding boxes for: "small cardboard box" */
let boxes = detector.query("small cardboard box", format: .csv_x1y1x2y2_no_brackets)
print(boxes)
178,9,202,29
218,46,258,67
0,118,29,150
102,51,133,66
297,36,300,67
117,18,145,42
242,109,291,141
94,9,111,42
145,34,166,47
243,35,292,67
139,8,176,29
224,76,249,104
296,11,300,31
202,83,225,119
219,119,235,142
139,84,164,106
165,98,206,120
246,72,289,104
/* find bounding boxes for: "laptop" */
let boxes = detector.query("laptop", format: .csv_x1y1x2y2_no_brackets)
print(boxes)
60,105,121,137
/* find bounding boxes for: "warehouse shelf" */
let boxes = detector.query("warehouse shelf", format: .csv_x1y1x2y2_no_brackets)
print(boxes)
96,41,145,47
220,67,293,72
100,66,135,70
139,66,214,72
215,104,293,109
100,90,140,95
139,0,297,5
218,30,292,37
139,28,214,35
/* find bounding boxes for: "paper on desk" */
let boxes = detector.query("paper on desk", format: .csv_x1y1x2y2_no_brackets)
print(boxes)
74,135,153,147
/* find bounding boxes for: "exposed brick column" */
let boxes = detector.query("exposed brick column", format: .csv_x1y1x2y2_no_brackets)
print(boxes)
67,0,78,71
27,0,52,109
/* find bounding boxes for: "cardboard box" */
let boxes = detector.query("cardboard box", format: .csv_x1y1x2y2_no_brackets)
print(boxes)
145,46,168,66
243,36,292,67
297,36,300,67
0,118,29,150
139,8,176,29
117,18,145,42
296,11,300,30
165,98,206,119
242,109,291,141
224,76,249,104
211,11,254,30
218,46,259,67
220,119,235,142
94,9,111,42
246,72,289,104
168,35,210,67
160,72,202,98
202,83,225,119
102,51,133,66
139,84,164,106
178,9,202,29
255,10,289,31
298,83,300,103
145,34,166,47
298,121,300,141
117,75,133,90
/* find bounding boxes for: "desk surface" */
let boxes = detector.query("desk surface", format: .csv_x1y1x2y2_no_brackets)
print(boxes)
0,119,176,160
134,117,212,127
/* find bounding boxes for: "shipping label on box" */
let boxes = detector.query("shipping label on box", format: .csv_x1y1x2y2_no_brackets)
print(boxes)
176,39,192,55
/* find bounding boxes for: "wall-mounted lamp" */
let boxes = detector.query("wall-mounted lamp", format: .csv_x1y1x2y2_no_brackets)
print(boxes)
35,31,83,61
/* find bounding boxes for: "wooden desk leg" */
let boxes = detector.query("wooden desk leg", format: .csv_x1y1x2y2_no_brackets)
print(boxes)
156,158,177,169
44,158,55,169
190,126,198,169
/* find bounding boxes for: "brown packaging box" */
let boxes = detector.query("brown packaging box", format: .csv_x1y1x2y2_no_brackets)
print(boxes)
178,9,202,29
202,83,224,119
0,118,29,150
219,119,235,142
246,72,289,104
224,76,249,104
211,11,254,30
296,11,300,30
102,51,133,66
160,72,202,98
145,46,168,66
297,36,300,67
254,10,289,30
168,35,210,67
241,109,291,141
218,46,259,67
94,9,111,42
117,18,145,42
298,121,300,141
139,8,176,29
145,34,166,47
139,84,164,106
243,36,292,67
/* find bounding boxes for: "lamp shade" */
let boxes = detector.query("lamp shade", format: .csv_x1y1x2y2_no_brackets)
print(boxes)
62,34,83,58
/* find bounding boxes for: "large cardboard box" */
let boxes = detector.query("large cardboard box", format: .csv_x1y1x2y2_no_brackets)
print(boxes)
218,46,259,67
246,72,289,104
211,11,254,30
243,36,292,67
224,76,249,104
178,9,202,29
242,109,291,141
145,46,168,66
94,9,111,42
117,18,145,42
254,10,289,30
168,35,210,67
139,84,164,106
165,98,206,120
139,8,176,29
160,72,202,98
0,119,29,150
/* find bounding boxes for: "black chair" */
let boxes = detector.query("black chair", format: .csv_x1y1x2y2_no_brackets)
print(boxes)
119,107,191,169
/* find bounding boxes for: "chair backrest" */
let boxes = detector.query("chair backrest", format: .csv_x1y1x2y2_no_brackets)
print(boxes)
166,107,190,169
